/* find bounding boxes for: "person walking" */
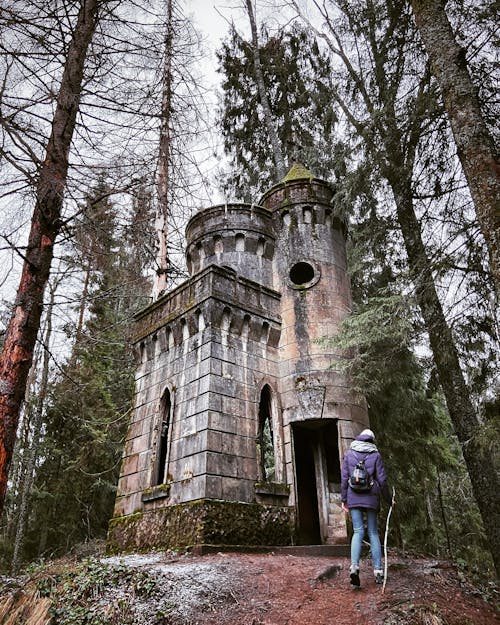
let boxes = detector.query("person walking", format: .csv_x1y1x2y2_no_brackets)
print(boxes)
341,428,391,587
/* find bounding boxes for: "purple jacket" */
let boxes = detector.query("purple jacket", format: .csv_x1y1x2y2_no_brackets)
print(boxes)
341,434,391,511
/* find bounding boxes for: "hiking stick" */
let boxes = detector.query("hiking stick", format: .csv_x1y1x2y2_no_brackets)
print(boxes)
382,487,395,594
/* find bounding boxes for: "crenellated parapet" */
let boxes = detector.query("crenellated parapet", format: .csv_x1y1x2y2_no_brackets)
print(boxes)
185,204,275,287
131,265,282,366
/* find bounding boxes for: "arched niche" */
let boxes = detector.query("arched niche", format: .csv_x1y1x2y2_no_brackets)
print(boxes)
153,388,172,486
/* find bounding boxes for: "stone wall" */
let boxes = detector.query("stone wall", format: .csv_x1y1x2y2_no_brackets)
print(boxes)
113,265,284,519
107,500,296,554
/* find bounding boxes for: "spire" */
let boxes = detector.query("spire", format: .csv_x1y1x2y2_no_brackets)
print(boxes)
281,162,314,183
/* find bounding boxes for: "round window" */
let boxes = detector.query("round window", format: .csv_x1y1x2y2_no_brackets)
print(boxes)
288,261,319,288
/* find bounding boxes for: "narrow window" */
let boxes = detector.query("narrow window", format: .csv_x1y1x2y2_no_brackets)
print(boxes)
197,309,205,333
281,211,291,227
325,209,332,227
214,235,223,255
235,233,245,251
258,385,275,481
155,390,171,485
303,206,312,224
260,321,270,343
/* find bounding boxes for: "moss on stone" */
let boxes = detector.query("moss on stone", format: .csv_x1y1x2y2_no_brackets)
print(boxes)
107,499,295,554
282,163,314,183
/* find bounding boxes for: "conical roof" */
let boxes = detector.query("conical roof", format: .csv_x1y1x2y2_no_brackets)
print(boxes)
281,162,314,183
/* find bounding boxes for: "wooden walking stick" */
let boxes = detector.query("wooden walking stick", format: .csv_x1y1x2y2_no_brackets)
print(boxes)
382,487,396,594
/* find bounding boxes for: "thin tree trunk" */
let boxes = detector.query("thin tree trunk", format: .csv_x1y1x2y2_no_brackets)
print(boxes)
11,282,56,573
0,0,100,515
245,0,286,180
410,0,500,292
390,174,500,574
436,471,452,557
153,0,173,299
4,341,40,540
76,264,91,343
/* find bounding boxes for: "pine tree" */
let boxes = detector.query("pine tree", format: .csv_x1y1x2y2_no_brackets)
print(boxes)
410,0,500,292
218,23,339,200
0,0,101,516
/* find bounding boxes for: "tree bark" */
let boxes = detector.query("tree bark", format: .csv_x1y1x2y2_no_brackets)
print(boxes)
245,0,287,180
153,0,173,299
411,0,500,293
0,0,100,516
389,173,500,574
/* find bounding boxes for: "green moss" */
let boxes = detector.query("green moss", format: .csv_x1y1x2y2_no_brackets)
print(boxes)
107,500,295,554
282,163,314,183
109,511,143,528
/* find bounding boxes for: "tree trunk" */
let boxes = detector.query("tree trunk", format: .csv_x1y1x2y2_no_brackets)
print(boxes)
153,0,173,299
410,0,500,293
390,175,500,574
11,282,55,573
245,0,287,180
4,342,40,541
0,0,100,516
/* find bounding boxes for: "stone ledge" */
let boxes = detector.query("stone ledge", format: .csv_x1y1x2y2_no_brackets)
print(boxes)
254,482,290,497
141,484,171,503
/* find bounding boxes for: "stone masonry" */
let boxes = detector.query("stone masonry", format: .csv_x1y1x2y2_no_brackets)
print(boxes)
108,164,370,553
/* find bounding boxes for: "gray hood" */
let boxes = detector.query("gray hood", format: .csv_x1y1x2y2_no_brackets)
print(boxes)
350,440,378,454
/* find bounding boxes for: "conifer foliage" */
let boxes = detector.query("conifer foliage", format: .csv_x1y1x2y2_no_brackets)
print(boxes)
218,24,339,199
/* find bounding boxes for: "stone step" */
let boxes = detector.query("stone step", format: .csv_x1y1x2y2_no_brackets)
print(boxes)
193,543,350,557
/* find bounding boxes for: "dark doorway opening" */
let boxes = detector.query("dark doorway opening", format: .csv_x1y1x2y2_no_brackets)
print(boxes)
293,424,321,545
293,420,341,545
324,421,341,487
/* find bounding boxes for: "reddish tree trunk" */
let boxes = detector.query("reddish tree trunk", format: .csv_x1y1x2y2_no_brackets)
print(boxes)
411,0,500,292
0,0,100,515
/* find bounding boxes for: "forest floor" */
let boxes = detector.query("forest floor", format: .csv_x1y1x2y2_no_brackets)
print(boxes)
0,547,498,625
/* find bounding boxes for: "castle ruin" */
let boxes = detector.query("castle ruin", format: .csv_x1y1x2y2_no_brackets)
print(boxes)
107,164,370,552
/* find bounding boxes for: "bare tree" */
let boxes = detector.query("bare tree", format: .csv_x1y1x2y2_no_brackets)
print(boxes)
0,0,100,515
410,0,500,293
153,0,174,299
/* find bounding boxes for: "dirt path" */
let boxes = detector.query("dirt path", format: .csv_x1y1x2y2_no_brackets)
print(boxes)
191,552,498,625
0,550,497,625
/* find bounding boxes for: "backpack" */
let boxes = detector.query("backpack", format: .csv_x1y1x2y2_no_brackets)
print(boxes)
348,454,374,493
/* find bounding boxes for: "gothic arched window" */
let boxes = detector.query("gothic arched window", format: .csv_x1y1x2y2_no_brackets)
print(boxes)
257,385,275,481
154,389,172,485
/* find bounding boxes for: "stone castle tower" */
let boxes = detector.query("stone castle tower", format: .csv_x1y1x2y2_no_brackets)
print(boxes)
108,164,370,552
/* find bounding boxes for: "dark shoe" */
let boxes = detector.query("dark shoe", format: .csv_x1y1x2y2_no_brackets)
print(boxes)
375,572,384,584
350,568,360,587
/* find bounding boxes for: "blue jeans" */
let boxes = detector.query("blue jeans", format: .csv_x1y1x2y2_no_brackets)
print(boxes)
350,508,382,571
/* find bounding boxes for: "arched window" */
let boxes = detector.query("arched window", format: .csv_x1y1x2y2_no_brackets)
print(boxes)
235,233,245,251
257,385,275,481
154,389,171,485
